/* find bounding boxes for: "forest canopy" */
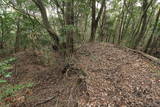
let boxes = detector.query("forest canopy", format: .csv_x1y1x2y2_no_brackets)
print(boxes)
0,0,160,57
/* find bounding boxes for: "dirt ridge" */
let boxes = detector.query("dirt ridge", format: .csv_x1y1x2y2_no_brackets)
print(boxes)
3,43,160,107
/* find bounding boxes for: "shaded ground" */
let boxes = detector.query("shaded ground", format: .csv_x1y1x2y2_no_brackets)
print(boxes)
1,43,160,107
74,43,160,106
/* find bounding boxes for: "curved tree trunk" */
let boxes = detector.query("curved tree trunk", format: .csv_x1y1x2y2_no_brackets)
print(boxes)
32,0,60,48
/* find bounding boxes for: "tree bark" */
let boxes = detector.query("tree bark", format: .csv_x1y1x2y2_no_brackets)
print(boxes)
118,1,126,44
133,0,153,49
14,18,21,53
0,16,4,49
32,0,60,48
89,0,105,42
145,8,160,52
99,5,107,42
65,0,74,54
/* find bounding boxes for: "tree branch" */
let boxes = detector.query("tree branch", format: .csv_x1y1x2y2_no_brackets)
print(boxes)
95,0,105,23
32,0,59,46
52,0,64,15
2,0,43,27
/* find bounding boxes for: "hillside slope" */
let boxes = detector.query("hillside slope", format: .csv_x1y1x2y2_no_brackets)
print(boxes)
2,43,160,107
74,43,160,106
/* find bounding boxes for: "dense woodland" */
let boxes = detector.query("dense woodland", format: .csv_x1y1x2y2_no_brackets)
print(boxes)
0,0,160,57
0,0,160,106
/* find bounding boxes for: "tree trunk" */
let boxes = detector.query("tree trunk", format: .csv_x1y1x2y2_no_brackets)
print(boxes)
89,0,105,42
133,0,153,49
118,2,125,44
15,18,21,53
0,16,4,49
90,0,96,42
99,5,107,42
65,0,74,54
145,8,160,52
32,0,60,48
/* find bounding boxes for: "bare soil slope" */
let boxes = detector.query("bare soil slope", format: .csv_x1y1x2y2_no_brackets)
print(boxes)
2,43,160,107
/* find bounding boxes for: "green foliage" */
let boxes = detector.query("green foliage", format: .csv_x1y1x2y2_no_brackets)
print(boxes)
0,0,159,57
0,83,33,100
0,58,33,102
59,25,76,43
0,58,16,83
0,79,7,83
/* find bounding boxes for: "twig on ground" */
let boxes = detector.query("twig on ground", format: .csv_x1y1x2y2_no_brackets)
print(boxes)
34,91,59,107
34,96,57,106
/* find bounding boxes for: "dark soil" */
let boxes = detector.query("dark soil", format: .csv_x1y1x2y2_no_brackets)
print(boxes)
1,43,160,107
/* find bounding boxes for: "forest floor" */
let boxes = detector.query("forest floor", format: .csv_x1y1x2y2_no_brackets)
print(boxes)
1,43,160,107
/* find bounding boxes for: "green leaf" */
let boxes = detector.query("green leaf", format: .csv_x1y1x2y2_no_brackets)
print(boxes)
0,79,7,83
4,72,12,78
